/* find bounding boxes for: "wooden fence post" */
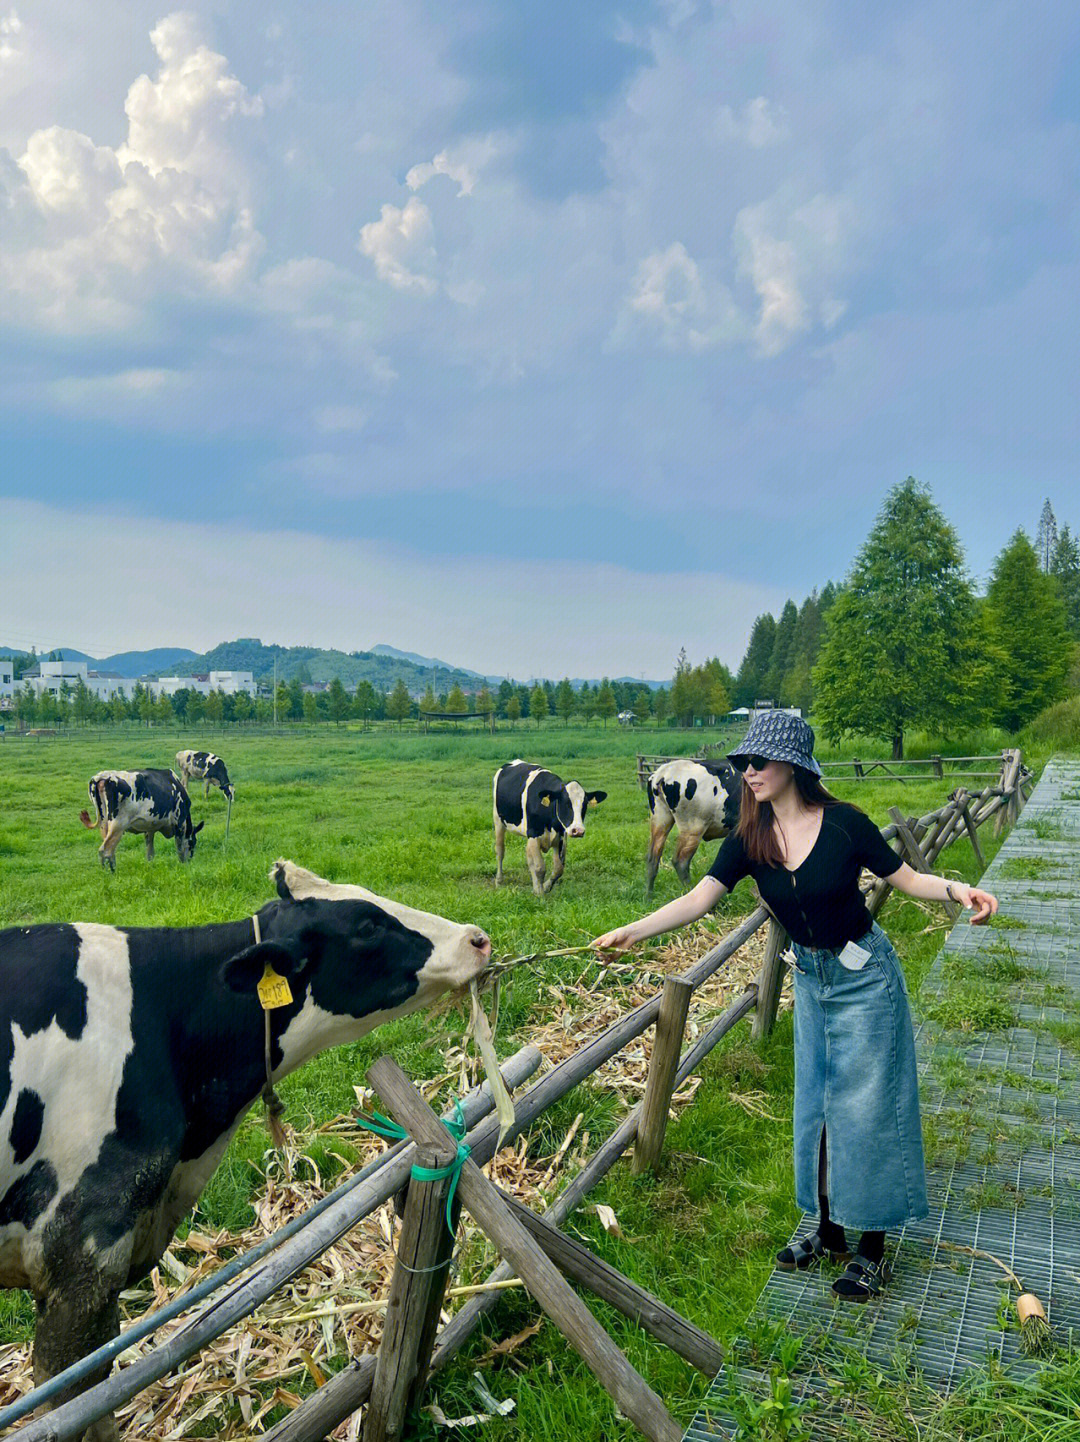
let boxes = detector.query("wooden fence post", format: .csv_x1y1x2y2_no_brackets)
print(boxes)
752,918,789,1041
889,806,960,921
364,1142,456,1442
932,754,943,778
368,1057,683,1442
953,789,986,869
633,976,694,1174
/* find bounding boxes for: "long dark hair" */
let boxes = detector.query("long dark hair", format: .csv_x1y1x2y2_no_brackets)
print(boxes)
736,766,856,866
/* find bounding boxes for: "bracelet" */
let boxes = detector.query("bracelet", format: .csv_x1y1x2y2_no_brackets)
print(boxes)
945,884,960,904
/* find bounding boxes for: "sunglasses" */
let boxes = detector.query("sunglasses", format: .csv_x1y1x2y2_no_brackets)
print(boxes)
733,754,773,773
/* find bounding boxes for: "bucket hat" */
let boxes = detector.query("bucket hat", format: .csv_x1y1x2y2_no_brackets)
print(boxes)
728,711,822,777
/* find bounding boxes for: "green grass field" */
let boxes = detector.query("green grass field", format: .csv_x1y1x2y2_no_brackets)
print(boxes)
1,722,1075,1439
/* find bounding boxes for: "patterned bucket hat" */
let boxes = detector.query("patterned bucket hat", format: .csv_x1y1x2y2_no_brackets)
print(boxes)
727,711,822,777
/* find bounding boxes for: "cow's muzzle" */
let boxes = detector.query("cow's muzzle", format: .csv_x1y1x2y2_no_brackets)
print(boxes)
469,928,492,962
569,826,585,838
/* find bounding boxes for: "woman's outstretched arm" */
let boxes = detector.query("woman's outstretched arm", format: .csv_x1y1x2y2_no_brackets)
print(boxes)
593,875,728,951
885,861,998,924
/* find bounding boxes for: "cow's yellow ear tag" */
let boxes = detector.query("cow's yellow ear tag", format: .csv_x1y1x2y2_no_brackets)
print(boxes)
257,964,293,1010
541,794,551,806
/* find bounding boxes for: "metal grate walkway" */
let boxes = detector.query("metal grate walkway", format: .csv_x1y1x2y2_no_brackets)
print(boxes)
684,756,1080,1440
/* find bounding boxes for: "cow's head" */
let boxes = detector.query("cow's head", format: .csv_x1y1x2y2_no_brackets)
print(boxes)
559,782,608,838
248,860,492,1019
209,758,234,801
176,816,205,862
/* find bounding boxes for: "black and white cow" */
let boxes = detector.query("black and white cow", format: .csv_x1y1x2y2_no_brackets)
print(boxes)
645,758,741,894
0,861,491,1441
493,760,607,895
176,750,234,802
79,770,203,871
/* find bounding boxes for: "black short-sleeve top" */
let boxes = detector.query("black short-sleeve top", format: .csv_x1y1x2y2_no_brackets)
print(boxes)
706,802,903,950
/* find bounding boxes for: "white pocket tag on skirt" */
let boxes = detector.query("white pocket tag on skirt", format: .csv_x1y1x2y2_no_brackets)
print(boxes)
838,939,872,971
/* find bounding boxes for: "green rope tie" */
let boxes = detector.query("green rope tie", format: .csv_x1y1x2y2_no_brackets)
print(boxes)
355,1101,469,1235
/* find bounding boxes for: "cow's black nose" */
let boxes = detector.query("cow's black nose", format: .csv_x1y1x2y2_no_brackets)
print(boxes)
470,930,491,954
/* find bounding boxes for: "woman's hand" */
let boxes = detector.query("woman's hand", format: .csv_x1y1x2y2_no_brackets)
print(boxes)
592,925,640,953
952,883,998,924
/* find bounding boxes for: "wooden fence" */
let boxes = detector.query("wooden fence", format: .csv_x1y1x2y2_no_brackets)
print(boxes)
636,748,1017,790
3,752,1033,1442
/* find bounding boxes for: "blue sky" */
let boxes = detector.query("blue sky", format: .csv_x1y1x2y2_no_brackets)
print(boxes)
2,1,1077,677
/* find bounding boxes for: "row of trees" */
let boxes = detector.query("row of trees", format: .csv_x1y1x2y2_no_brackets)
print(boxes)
809,480,1076,756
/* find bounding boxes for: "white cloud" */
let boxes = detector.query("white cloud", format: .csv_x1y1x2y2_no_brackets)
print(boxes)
358,196,437,293
3,499,785,676
0,7,22,65
313,404,368,433
617,242,742,351
405,135,501,197
734,191,856,356
0,11,264,333
717,97,789,148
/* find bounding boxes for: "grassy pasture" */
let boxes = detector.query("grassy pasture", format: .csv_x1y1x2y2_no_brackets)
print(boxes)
0,723,1070,1439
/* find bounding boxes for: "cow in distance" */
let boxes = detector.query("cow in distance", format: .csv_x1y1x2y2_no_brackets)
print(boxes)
493,760,607,895
176,750,234,802
646,758,740,894
79,770,203,871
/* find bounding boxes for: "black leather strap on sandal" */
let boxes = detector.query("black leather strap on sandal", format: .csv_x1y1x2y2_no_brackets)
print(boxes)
777,1232,849,1271
832,1254,890,1301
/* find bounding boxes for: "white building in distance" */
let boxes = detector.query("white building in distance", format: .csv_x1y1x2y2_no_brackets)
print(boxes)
150,670,256,698
23,660,129,702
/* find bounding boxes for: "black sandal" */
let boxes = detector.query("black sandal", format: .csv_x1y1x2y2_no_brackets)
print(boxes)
776,1232,851,1272
832,1254,891,1302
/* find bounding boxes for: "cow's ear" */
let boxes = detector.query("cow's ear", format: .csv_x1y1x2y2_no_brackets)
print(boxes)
587,790,608,807
193,820,205,834
220,942,306,994
273,862,294,902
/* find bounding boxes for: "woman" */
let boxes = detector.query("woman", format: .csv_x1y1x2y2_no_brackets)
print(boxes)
593,713,997,1302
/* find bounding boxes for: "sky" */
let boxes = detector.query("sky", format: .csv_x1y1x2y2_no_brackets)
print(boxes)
2,2,1078,678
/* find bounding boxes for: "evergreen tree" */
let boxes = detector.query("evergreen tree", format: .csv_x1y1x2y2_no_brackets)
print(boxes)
446,683,468,713
420,683,437,714
984,530,1071,730
204,689,224,723
506,693,521,727
528,683,548,727
288,676,304,720
327,677,350,723
734,614,777,707
813,478,992,758
386,678,412,727
73,679,93,725
232,691,252,722
476,686,495,730
555,678,576,727
1036,500,1059,572
275,682,291,723
1050,525,1080,639
633,687,652,725
670,650,695,725
354,680,378,728
785,592,825,712
652,687,669,728
765,600,799,702
302,691,319,722
496,679,514,719
597,677,617,728
577,682,597,727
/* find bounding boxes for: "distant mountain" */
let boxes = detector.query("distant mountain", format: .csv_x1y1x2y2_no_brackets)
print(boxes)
1,638,666,691
370,644,484,677
99,647,198,677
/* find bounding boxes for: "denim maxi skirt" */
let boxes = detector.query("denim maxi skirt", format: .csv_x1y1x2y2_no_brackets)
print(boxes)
789,921,928,1231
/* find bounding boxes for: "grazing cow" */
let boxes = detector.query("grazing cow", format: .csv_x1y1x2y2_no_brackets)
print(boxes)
493,760,607,895
646,758,741,894
176,750,234,802
0,860,491,1441
79,770,203,872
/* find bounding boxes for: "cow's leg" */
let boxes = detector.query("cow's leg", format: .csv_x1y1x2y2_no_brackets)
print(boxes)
545,834,567,892
33,1285,123,1442
204,779,211,798
145,831,155,861
99,822,122,872
672,826,705,887
645,816,673,895
525,837,547,896
493,815,506,885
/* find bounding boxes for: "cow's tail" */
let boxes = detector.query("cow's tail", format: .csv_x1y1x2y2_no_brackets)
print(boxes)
80,778,105,829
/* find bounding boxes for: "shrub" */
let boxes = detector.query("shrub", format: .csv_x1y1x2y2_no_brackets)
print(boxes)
1022,694,1080,751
